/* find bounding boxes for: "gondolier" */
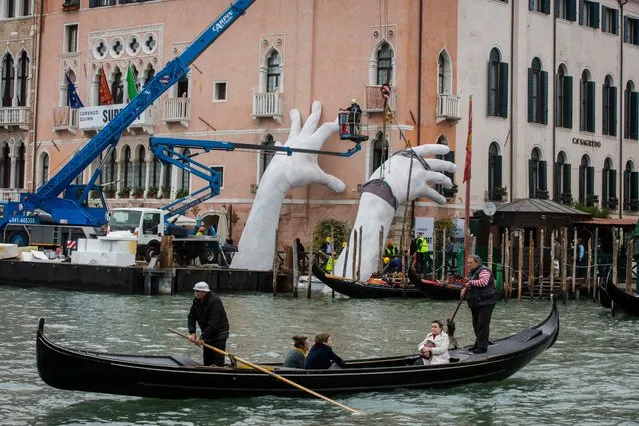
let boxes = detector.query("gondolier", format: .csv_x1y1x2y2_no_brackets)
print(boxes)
188,282,230,366
461,255,496,354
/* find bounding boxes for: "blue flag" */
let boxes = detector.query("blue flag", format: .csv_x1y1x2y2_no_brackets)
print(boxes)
65,73,84,109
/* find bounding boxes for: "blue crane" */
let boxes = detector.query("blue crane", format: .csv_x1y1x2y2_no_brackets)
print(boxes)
0,0,255,238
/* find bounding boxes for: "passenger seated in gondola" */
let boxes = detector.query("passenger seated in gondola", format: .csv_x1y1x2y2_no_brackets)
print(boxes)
283,335,309,369
304,332,346,369
414,320,450,365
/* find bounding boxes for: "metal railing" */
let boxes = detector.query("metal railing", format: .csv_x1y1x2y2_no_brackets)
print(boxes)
435,94,461,121
0,189,20,201
252,92,283,118
53,106,78,131
0,107,28,126
163,97,191,123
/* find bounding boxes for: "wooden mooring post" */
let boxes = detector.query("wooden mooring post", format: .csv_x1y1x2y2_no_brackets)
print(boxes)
518,233,524,303
626,236,633,294
487,232,493,271
539,228,545,299
593,227,599,302
528,231,535,299
352,229,358,282
504,228,511,301
586,238,592,299
561,228,568,304
441,228,447,282
549,229,555,299
292,240,299,298
307,231,314,299
612,236,618,290
272,231,279,296
571,228,577,297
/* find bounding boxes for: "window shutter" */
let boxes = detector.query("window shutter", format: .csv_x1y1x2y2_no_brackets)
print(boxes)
564,76,573,128
564,163,572,194
543,0,550,14
631,171,639,200
579,0,585,25
487,61,494,116
495,155,503,187
593,2,600,29
568,0,577,21
587,81,596,132
613,9,619,35
587,166,595,195
624,16,630,42
602,170,609,204
542,71,549,125
602,7,608,32
528,68,534,123
631,91,639,139
529,160,536,197
553,162,561,201
529,0,534,11
499,62,509,118
635,18,639,45
610,86,617,136
89,0,99,7
554,0,560,17
580,79,586,130
579,165,586,203
609,170,617,199
539,160,548,190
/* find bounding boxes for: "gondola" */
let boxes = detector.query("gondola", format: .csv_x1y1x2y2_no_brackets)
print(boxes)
311,263,425,298
606,279,639,316
36,298,559,399
598,278,612,309
408,267,462,300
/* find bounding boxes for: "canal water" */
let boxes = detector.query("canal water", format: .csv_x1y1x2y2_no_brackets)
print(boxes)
1,285,638,425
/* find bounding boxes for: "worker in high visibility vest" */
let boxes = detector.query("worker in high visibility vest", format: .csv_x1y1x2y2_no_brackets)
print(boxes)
415,232,429,273
326,255,335,273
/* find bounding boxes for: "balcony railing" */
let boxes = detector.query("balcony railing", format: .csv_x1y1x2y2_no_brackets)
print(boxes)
0,107,29,128
435,94,461,122
0,189,20,201
252,92,283,122
53,106,78,132
163,97,191,125
364,85,396,113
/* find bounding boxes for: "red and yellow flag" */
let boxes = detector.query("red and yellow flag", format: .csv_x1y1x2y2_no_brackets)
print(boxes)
99,68,113,105
463,96,473,183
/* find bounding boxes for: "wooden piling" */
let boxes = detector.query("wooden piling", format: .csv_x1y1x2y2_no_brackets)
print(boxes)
549,229,555,298
528,231,535,299
612,235,618,290
571,228,577,297
586,238,592,299
292,240,299,298
626,236,633,294
504,228,510,301
487,232,493,272
159,235,173,269
352,229,358,281
508,230,514,300
272,231,279,296
593,227,599,302
307,231,314,299
441,228,447,282
518,233,524,303
539,228,545,299
561,228,568,304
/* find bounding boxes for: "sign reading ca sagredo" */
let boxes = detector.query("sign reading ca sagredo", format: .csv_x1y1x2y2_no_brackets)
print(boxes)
572,137,602,148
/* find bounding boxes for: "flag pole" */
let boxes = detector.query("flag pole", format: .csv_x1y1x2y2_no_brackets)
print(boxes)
463,96,473,278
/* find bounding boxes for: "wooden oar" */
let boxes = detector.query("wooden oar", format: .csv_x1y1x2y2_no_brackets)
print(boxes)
446,297,464,349
168,328,362,415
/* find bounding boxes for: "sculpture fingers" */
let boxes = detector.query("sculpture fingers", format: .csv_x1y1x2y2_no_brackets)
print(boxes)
425,170,454,189
316,169,346,192
419,186,448,205
308,121,339,150
423,158,457,174
409,144,450,157
288,108,302,140
299,101,322,138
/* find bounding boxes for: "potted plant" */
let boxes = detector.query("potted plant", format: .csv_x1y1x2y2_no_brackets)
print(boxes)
176,188,189,199
146,187,158,198
560,192,573,205
160,186,171,199
118,187,131,198
536,189,549,200
104,187,116,199
607,196,619,210
132,187,145,199
586,194,599,207
492,186,508,201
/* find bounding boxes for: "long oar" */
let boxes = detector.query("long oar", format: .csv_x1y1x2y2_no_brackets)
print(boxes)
168,328,362,415
446,297,464,349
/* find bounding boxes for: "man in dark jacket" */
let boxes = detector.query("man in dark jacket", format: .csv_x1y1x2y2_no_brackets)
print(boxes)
460,255,496,354
304,332,346,369
188,282,230,366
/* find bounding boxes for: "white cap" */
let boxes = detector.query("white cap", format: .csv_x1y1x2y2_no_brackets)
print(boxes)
193,282,210,292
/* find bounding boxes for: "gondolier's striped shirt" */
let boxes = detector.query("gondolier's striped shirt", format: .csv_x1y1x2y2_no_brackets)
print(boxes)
468,269,491,287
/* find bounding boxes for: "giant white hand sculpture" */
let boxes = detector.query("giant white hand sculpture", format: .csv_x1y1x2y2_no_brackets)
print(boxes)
333,144,457,281
231,101,344,270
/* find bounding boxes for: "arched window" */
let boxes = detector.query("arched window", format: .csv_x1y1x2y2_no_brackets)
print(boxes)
602,75,617,136
435,136,455,198
578,154,595,205
266,51,281,93
122,146,132,189
2,54,14,107
487,48,508,117
16,52,29,107
40,152,49,187
371,131,389,176
376,42,393,85
260,134,275,180
16,142,25,188
556,64,572,128
580,70,595,132
176,74,188,97
111,68,124,104
103,149,117,196
555,151,572,203
602,158,616,208
1,143,10,188
179,148,190,195
136,146,146,190
528,148,547,198
144,66,155,86
162,152,172,195
624,81,638,139
437,51,452,95
150,153,161,190
527,57,547,124
488,142,503,198
624,161,639,211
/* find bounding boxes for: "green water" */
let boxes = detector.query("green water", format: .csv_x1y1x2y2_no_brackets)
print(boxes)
1,286,638,425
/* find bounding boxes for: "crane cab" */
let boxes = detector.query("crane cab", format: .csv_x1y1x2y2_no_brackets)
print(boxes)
338,111,369,143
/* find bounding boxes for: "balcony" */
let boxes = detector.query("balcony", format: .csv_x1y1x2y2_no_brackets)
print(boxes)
252,92,283,123
435,94,461,123
0,107,29,129
62,0,80,11
78,103,157,133
53,106,78,133
364,85,396,113
484,187,508,202
163,97,191,127
0,189,20,201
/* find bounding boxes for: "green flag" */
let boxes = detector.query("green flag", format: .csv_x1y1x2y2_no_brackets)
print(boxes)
126,65,138,100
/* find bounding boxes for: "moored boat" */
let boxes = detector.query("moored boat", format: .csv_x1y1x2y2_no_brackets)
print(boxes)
311,263,425,298
606,279,639,316
36,297,559,399
408,267,462,300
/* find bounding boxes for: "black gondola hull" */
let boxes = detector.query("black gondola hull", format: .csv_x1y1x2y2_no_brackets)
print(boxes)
312,263,424,298
408,267,462,300
606,279,639,316
36,300,559,399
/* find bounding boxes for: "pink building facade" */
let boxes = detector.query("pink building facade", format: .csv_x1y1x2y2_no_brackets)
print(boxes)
32,0,460,243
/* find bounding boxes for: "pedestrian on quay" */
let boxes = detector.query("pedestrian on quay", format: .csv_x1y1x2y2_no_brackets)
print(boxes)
460,255,496,354
187,282,230,366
